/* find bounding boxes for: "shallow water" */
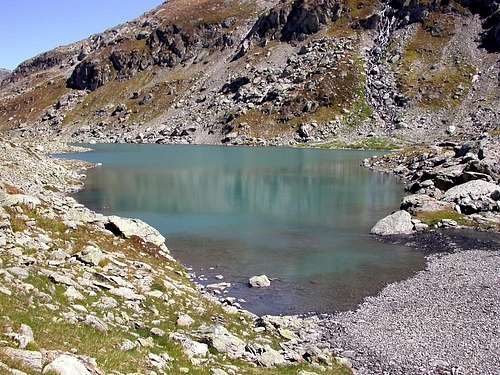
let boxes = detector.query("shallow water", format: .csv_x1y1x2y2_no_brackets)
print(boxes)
59,144,426,315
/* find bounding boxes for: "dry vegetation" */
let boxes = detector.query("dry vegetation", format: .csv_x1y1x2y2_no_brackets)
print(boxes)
155,0,258,29
394,12,476,109
0,78,69,130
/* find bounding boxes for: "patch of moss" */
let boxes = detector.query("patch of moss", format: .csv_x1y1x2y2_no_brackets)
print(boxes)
416,210,473,226
308,137,399,150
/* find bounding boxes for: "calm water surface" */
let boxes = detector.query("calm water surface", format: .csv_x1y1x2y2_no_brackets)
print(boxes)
60,144,425,315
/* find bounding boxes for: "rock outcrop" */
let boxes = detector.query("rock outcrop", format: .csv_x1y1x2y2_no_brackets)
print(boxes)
105,215,167,248
366,136,500,231
246,0,343,43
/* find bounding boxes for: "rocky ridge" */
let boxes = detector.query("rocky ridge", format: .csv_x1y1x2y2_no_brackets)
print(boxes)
0,139,352,375
0,0,498,147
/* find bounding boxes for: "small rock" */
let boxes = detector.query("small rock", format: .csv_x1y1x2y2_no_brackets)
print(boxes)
16,324,34,349
249,275,271,288
177,314,194,327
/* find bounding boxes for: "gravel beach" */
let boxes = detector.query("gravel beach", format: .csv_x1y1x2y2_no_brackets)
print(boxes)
322,233,500,375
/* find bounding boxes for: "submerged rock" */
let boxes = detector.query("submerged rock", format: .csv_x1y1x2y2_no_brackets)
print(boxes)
370,210,414,236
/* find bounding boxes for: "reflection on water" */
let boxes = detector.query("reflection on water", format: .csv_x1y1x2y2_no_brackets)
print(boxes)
60,144,426,315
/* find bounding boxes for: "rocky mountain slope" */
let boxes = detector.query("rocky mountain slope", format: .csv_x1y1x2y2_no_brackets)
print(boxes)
0,0,499,146
0,69,10,82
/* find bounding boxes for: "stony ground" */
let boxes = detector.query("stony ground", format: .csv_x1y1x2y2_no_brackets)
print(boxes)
0,139,352,375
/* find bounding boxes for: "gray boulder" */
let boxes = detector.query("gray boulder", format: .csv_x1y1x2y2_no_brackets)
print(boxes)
443,180,500,202
443,180,500,214
42,354,90,375
199,325,246,359
76,246,105,266
105,216,166,247
370,210,414,236
256,345,286,367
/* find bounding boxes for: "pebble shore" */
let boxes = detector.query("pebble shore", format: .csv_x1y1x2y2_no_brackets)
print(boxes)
322,231,500,375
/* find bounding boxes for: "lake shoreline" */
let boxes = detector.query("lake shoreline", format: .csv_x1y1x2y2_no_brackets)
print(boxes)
2,140,497,374
0,139,355,374
65,141,499,374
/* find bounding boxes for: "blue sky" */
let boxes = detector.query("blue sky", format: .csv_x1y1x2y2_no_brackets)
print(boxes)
0,0,163,70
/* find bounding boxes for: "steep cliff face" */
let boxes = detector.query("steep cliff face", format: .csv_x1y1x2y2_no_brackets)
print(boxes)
246,0,343,42
0,68,10,82
0,0,498,146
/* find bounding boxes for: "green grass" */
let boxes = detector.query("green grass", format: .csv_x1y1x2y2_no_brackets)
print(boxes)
416,209,500,231
1,204,352,375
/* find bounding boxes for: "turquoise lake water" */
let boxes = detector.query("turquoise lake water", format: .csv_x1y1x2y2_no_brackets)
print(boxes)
59,144,426,315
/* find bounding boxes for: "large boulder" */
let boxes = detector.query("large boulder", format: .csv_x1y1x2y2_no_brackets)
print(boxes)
75,245,105,266
170,333,209,358
256,346,286,367
443,180,500,202
68,59,114,91
199,325,246,359
370,210,414,236
247,0,342,43
105,216,166,247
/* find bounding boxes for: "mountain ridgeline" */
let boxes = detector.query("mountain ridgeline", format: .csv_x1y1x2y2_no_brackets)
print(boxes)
0,0,499,146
